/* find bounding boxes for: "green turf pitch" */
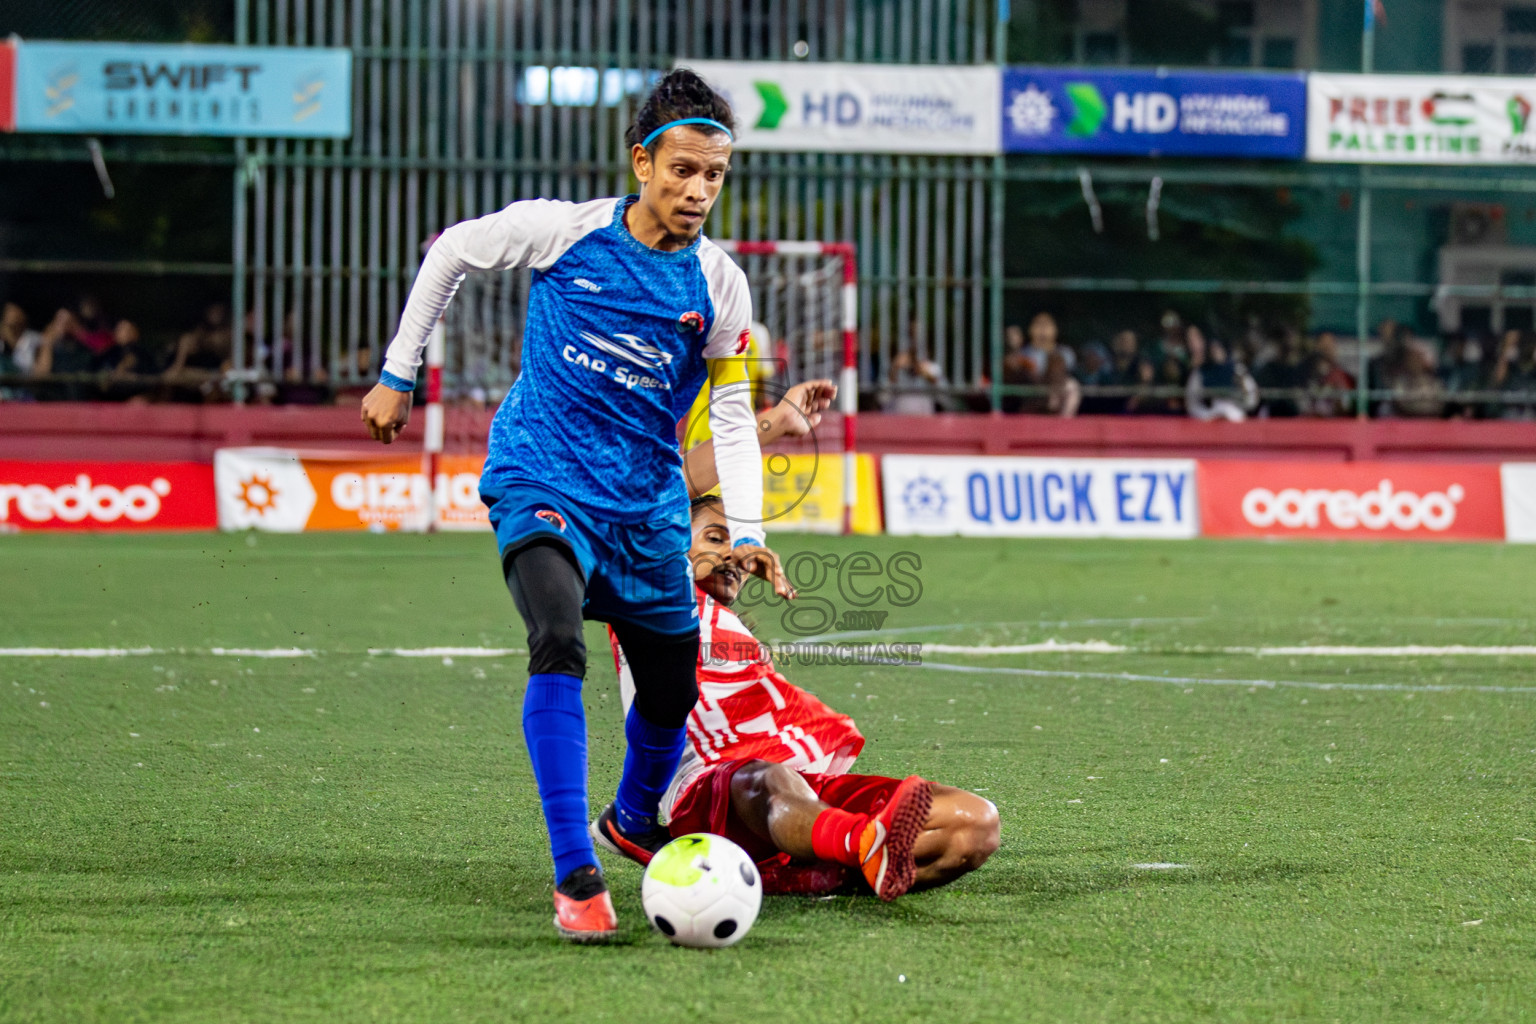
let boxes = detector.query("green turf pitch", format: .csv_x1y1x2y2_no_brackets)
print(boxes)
2,532,1535,1023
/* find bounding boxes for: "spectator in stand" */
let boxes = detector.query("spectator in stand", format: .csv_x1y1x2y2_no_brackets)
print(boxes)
883,322,952,415
1000,322,1031,414
1490,329,1536,419
2,304,55,400
1302,331,1357,417
1366,317,1407,414
63,296,116,358
95,319,156,403
1042,349,1080,417
1384,341,1447,418
1022,312,1071,374
1073,340,1116,414
1255,326,1308,417
164,302,233,402
1439,330,1486,418
1123,356,1160,415
1185,327,1257,422
1106,329,1142,413
1151,309,1186,368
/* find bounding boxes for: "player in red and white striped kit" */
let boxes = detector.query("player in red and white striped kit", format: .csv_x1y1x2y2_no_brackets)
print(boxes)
595,393,999,899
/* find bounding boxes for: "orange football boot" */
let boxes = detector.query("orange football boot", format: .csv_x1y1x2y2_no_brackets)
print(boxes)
857,776,932,901
552,865,618,943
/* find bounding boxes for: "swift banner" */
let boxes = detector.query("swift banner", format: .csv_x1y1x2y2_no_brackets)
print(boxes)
1308,73,1536,164
1002,67,1305,158
882,455,1198,538
685,60,1000,154
3,40,351,138
0,461,215,531
1197,461,1505,541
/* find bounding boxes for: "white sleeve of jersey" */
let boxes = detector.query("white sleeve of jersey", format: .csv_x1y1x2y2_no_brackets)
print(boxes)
381,196,613,384
699,243,765,548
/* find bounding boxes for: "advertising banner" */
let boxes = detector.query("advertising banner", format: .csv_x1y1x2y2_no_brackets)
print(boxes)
0,461,215,531
215,449,489,532
763,453,882,535
217,447,875,534
1307,73,1536,164
882,455,1198,538
1499,463,1536,542
685,60,1000,154
1001,67,1305,158
1198,461,1505,541
6,41,351,138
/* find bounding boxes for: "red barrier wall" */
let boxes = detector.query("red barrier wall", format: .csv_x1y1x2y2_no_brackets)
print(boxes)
2,404,1536,463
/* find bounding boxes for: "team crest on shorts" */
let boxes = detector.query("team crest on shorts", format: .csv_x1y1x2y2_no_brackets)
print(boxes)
534,509,568,532
676,310,704,335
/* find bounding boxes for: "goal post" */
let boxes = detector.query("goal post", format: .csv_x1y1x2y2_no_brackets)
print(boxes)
712,239,860,535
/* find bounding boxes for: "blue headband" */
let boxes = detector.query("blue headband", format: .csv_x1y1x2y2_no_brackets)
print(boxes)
640,117,734,149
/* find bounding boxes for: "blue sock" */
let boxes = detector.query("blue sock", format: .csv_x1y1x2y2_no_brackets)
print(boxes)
522,672,598,882
614,706,687,834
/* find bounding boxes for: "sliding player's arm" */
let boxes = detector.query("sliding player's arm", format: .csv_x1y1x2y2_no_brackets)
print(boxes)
362,200,577,443
682,379,836,499
705,356,796,599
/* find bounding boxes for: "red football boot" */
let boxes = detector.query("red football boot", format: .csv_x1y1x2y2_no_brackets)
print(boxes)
857,776,933,901
552,865,617,943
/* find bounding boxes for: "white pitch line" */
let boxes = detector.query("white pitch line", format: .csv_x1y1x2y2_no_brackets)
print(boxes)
910,660,1536,694
902,642,1536,658
923,641,1128,655
1132,863,1189,870
208,647,315,658
366,647,524,657
804,617,1203,642
0,646,524,658
0,647,159,658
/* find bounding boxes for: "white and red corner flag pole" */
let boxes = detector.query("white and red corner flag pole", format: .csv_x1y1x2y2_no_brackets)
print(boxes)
832,247,859,536
421,317,445,533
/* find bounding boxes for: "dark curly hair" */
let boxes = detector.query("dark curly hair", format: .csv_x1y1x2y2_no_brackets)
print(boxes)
625,67,736,156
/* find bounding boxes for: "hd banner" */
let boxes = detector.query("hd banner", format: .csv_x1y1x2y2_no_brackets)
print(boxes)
685,60,1000,154
1001,67,1306,158
2,40,351,138
882,455,1199,539
1308,73,1536,164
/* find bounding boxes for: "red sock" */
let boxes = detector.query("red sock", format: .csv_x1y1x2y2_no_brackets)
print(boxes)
810,808,867,866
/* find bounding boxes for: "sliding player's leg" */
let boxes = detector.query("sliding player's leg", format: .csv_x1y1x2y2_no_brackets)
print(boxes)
911,785,1001,890
503,538,614,941
730,763,932,901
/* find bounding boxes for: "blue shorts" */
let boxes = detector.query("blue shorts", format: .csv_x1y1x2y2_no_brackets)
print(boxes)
482,480,698,637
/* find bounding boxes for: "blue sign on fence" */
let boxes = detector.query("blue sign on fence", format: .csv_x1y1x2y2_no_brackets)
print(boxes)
12,41,352,138
1001,68,1306,158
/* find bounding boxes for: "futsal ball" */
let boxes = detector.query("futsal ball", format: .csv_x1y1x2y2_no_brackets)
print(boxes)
641,833,762,948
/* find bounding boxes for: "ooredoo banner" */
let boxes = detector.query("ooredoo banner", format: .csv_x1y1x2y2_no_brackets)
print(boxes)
882,455,1199,538
1198,461,1505,541
0,460,215,531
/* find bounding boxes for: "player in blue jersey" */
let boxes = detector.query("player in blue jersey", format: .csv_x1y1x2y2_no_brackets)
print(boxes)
359,69,793,942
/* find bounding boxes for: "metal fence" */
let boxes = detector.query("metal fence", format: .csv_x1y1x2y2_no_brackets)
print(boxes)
231,0,1003,400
